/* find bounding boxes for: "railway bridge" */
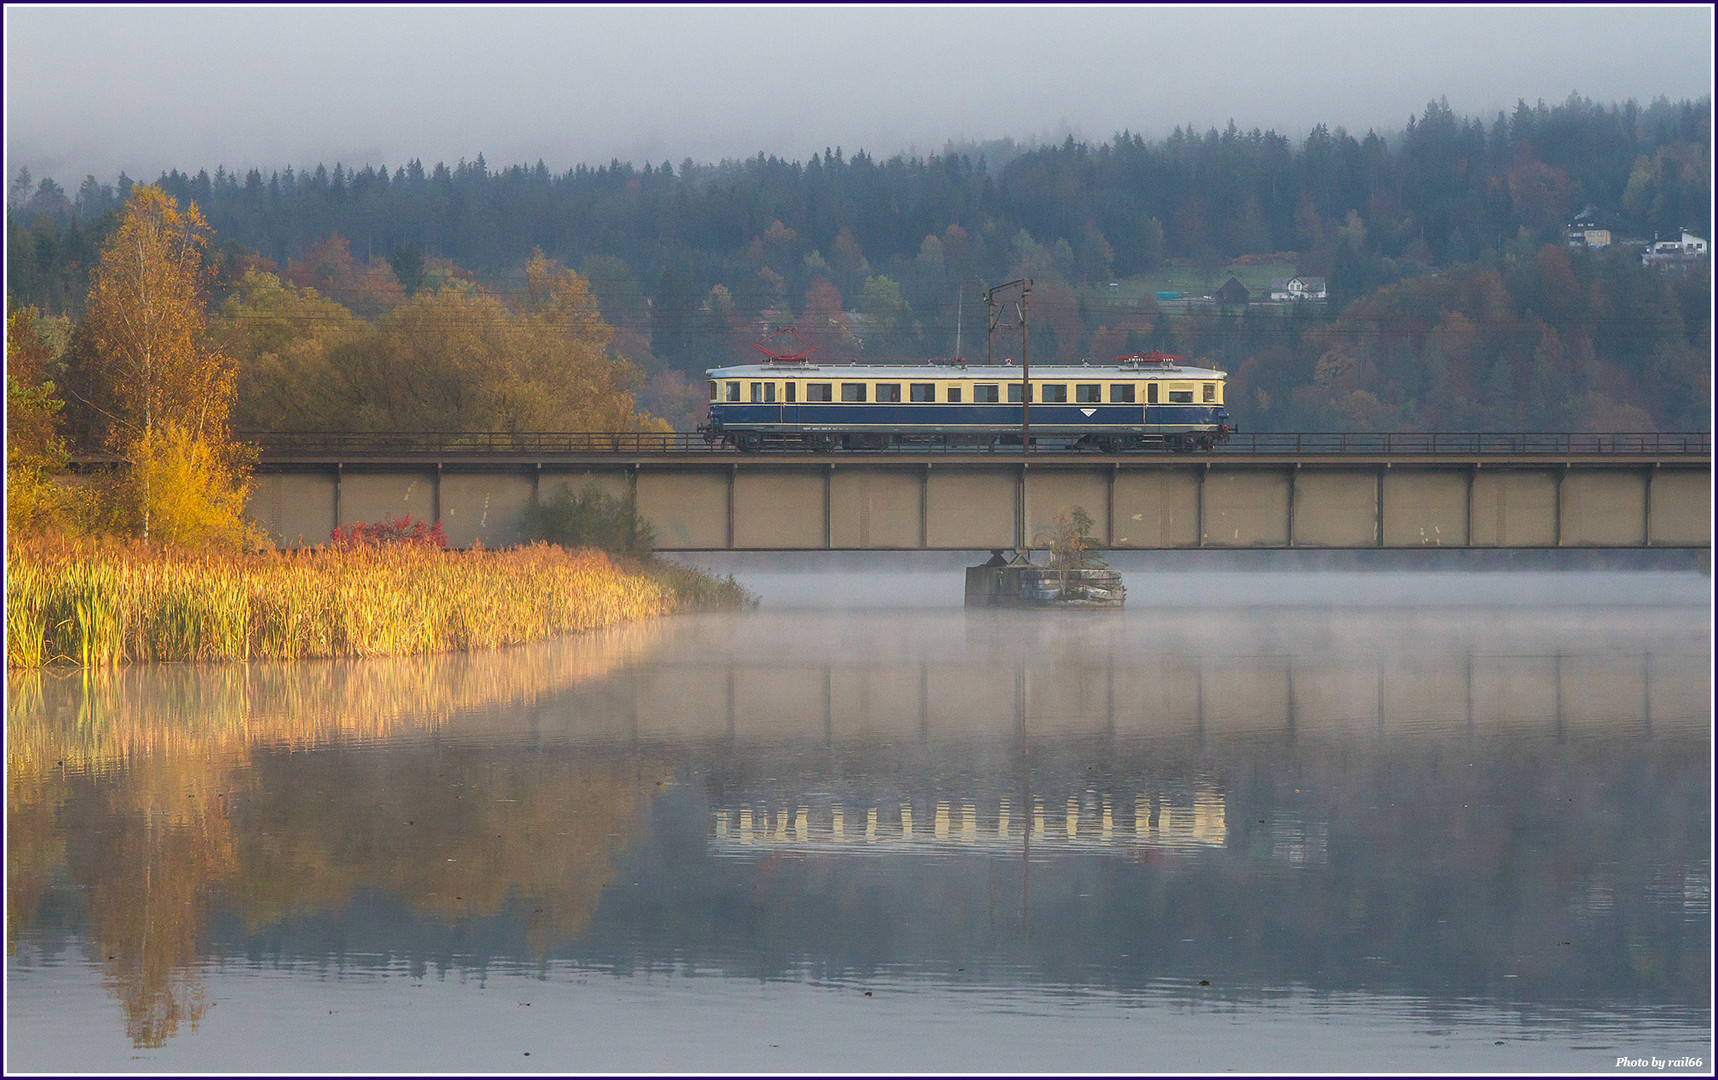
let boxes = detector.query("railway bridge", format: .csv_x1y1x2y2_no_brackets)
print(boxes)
238,432,1712,552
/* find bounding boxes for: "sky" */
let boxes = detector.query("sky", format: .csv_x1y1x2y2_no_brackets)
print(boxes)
4,5,1714,188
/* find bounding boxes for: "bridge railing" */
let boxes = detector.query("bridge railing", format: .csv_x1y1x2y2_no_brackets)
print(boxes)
1209,432,1713,455
240,430,713,454
234,431,1713,457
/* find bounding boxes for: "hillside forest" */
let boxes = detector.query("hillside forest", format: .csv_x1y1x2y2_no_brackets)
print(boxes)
7,94,1711,437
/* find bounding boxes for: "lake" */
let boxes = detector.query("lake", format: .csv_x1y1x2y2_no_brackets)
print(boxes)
6,560,1711,1072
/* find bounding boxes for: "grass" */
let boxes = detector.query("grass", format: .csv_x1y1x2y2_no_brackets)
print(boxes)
5,537,754,668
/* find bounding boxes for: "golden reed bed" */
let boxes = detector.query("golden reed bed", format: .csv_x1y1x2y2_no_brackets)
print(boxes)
6,538,743,668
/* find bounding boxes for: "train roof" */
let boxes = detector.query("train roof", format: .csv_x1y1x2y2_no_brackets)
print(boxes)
706,359,1227,379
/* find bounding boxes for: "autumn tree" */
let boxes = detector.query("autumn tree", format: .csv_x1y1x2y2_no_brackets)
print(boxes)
283,233,407,319
214,269,370,431
797,277,852,358
77,185,254,545
637,370,710,432
334,251,663,433
6,306,73,534
516,250,659,432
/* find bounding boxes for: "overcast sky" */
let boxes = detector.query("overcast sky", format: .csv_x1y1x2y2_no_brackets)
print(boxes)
5,5,1713,187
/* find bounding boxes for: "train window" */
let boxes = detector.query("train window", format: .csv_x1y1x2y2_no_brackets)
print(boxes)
726,382,741,402
1169,388,1194,404
910,383,935,403
785,382,797,403
1076,384,1102,403
876,383,902,403
947,387,963,403
841,383,867,403
1040,384,1068,403
709,381,718,401
807,383,833,402
1110,383,1136,403
1203,382,1216,403
1146,383,1158,404
751,382,776,403
1007,383,1034,403
974,384,999,403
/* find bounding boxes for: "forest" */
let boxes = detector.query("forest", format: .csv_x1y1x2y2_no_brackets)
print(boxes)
6,93,1711,434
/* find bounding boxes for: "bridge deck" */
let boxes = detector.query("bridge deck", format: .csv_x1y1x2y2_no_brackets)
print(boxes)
72,433,1711,551
218,430,1718,546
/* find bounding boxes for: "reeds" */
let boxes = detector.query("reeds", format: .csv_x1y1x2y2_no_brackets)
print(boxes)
6,538,748,668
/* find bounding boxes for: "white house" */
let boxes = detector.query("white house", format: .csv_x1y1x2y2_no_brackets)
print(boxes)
1268,276,1327,301
1642,231,1709,265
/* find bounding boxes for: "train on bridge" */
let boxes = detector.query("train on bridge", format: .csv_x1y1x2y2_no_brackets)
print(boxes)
701,352,1232,453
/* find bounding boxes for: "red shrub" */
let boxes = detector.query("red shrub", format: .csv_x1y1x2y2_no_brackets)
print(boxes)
330,514,448,550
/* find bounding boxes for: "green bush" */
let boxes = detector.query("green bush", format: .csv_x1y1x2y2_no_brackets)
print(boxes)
647,562,756,611
522,481,655,558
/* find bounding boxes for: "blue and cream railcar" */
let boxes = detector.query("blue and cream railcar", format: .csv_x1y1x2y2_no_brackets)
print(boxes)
701,354,1232,452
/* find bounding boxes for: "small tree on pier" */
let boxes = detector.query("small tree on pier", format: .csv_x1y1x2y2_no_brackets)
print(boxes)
1040,505,1105,571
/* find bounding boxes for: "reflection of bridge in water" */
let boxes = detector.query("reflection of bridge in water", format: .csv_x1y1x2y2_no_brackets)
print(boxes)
602,649,1704,749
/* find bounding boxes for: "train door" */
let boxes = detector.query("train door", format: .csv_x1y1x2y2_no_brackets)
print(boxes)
750,380,783,428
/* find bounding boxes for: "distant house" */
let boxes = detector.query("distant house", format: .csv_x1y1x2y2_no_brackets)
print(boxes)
1642,230,1709,266
1214,275,1250,307
1268,275,1327,301
1566,206,1612,248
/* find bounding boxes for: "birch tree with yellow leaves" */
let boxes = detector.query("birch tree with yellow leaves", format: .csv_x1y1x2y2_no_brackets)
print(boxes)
79,185,255,546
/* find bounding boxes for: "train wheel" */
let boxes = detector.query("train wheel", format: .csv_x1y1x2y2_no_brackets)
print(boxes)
736,432,763,452
810,434,835,453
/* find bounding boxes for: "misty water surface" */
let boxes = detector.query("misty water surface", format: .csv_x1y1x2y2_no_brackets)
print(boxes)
6,564,1711,1072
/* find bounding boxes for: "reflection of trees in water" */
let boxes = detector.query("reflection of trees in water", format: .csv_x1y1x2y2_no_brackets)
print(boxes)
5,618,665,776
225,748,669,953
5,620,667,1048
16,748,667,1048
6,772,62,953
64,752,231,1047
